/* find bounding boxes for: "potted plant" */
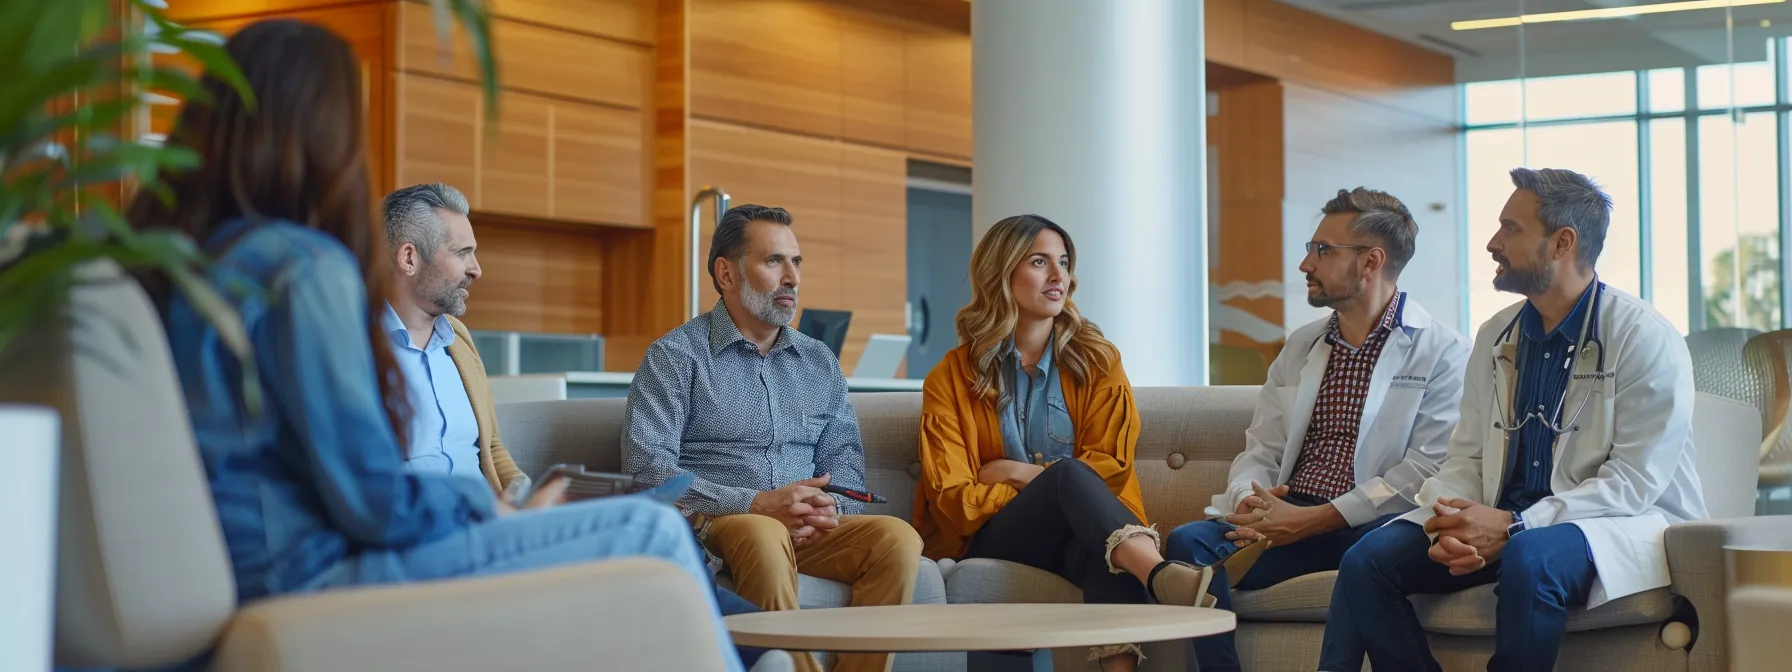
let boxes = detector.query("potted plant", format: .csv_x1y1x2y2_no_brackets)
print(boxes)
0,1,497,669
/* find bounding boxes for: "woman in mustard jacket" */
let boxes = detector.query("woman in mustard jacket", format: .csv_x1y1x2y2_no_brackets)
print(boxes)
912,214,1215,671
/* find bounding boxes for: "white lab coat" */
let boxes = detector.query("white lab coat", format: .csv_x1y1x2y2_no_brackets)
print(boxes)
1399,285,1706,608
1212,296,1472,527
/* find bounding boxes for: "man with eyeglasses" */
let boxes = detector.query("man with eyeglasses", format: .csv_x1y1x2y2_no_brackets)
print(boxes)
1317,168,1705,672
1162,187,1470,672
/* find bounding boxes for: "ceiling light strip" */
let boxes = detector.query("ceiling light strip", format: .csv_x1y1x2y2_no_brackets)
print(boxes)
1453,0,1786,31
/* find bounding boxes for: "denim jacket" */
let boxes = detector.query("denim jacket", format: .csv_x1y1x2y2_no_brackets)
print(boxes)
163,219,496,602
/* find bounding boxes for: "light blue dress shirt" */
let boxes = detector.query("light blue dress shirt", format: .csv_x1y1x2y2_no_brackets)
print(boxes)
381,303,482,481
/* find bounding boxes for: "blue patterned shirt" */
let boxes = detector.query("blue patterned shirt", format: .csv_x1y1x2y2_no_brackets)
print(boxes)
622,302,869,517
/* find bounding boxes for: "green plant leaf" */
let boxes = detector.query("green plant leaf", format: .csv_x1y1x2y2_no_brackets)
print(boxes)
436,0,500,119
0,98,139,154
0,39,141,132
55,141,200,190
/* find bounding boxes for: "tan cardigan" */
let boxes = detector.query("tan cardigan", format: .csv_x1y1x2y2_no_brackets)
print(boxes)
443,315,526,494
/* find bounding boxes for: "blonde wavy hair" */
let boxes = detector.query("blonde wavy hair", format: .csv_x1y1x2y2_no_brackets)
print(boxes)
956,214,1120,404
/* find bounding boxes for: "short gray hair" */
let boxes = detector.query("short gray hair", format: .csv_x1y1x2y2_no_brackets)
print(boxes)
1509,167,1610,269
382,182,470,263
1321,187,1418,278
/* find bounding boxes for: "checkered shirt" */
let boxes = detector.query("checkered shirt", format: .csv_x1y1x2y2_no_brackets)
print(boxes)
1284,292,1405,500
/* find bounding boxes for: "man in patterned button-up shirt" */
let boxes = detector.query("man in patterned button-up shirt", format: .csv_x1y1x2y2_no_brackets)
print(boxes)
1162,188,1471,672
623,204,921,672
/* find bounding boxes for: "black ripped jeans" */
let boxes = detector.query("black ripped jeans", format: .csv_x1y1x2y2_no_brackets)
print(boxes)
964,459,1151,604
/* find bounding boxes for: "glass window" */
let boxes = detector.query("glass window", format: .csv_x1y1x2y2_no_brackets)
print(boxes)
1464,122,1642,330
1466,127,1525,328
1523,72,1637,121
1465,80,1522,126
1698,112,1782,330
1697,59,1776,111
1466,72,1638,126
1648,68,1685,114
1649,118,1692,334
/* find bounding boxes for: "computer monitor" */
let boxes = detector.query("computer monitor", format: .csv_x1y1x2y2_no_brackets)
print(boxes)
796,309,852,357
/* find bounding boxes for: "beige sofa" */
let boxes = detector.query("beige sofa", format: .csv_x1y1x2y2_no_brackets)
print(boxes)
497,387,1784,672
7,261,742,672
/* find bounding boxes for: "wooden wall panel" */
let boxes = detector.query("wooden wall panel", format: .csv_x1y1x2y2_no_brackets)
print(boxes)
398,1,648,109
689,119,843,312
641,0,692,348
689,0,971,159
166,0,385,22
555,102,648,227
1205,0,1246,67
1205,0,1455,123
460,219,609,334
903,22,972,159
481,92,553,218
837,4,908,149
687,119,907,375
490,0,654,44
690,0,842,138
838,143,908,376
393,73,480,201
1208,79,1286,372
164,1,396,192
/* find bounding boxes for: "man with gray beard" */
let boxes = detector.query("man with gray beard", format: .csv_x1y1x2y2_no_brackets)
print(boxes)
381,182,526,495
623,204,921,672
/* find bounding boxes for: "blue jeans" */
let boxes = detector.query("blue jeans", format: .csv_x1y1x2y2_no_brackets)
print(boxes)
1319,520,1596,672
310,496,746,672
1164,513,1401,672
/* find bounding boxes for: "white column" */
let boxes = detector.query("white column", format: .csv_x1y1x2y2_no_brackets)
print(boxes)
973,0,1208,386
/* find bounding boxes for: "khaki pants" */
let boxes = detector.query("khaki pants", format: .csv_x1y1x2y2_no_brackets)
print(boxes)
706,514,922,672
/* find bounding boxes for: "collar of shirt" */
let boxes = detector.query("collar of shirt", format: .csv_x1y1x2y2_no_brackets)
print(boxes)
999,335,1055,375
1323,290,1407,350
705,299,798,357
381,302,455,352
1518,279,1598,344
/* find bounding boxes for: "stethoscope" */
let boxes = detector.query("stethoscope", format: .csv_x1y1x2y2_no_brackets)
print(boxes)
1491,282,1609,437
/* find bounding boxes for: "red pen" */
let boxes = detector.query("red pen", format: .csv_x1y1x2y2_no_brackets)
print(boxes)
820,483,887,504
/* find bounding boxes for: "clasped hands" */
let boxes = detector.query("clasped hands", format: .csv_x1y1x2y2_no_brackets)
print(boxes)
1219,481,1346,548
750,473,842,547
1423,497,1515,576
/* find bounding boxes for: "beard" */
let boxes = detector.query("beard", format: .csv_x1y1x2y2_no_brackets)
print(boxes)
1492,242,1554,295
1306,274,1364,309
741,279,798,326
419,265,470,317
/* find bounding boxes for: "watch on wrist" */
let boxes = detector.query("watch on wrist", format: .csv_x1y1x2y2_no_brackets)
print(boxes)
1506,517,1528,538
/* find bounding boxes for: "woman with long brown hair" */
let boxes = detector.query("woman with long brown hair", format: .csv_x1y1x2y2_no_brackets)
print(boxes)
912,215,1216,670
137,21,741,668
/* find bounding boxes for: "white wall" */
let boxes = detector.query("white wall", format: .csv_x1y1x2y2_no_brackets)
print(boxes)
1281,82,1466,334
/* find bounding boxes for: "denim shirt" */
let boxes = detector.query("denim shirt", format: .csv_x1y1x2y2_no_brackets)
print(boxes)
997,339,1075,465
163,219,496,602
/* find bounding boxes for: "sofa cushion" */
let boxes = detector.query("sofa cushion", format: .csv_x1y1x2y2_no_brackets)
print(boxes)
1411,583,1682,636
1234,570,1682,635
942,558,1082,604
717,558,947,609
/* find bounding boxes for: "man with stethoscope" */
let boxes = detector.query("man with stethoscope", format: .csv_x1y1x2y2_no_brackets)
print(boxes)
1318,168,1705,672
1163,187,1471,672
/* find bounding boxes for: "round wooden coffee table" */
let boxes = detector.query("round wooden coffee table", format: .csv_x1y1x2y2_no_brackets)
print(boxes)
724,603,1234,653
